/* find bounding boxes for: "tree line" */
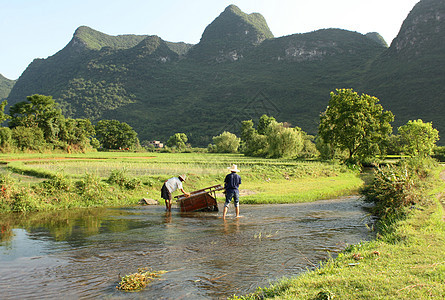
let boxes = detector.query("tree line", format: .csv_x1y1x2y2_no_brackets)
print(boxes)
207,89,440,163
0,90,441,164
0,94,139,152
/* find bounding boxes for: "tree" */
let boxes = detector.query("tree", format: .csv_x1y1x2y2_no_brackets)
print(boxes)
257,114,276,135
398,119,439,157
265,121,303,158
9,94,65,143
59,118,96,150
0,100,10,125
0,127,12,149
240,120,268,157
11,126,46,151
212,131,240,153
166,133,188,150
318,89,394,162
95,119,139,150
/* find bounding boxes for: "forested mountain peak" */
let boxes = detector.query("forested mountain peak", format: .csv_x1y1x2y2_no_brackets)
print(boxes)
390,0,445,55
365,32,388,47
71,26,149,51
5,2,445,146
364,0,445,138
187,4,274,62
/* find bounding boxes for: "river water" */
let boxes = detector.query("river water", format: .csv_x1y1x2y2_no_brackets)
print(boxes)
0,196,373,299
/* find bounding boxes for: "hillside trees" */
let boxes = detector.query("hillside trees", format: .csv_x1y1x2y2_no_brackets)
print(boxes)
318,89,394,163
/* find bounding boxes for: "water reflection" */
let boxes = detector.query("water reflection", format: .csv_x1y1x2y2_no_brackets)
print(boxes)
0,196,373,299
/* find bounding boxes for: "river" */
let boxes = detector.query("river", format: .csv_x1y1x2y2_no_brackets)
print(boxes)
0,196,373,299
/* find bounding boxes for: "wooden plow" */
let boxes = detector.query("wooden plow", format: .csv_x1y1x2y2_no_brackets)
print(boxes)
175,184,224,212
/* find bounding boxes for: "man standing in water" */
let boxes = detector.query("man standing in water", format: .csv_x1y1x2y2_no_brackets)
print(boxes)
161,175,190,211
223,164,242,219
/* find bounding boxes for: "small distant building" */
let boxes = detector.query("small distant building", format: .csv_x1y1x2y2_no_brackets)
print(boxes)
148,140,164,148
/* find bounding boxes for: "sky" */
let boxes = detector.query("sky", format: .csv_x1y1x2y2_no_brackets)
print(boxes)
1,0,420,80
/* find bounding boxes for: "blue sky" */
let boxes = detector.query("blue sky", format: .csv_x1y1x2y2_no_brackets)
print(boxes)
1,0,420,80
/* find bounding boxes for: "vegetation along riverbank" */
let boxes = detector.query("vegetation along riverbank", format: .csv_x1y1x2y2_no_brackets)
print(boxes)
230,157,445,299
0,152,363,213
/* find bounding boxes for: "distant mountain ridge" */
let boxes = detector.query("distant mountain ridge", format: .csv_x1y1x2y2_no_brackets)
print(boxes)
0,74,15,101
365,0,445,138
6,1,445,145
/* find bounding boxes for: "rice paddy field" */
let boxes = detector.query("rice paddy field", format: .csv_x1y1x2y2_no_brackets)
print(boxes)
0,151,364,210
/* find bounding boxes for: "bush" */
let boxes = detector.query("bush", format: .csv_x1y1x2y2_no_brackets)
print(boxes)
39,173,72,194
361,157,436,219
11,126,47,151
212,131,240,153
107,169,142,190
0,127,12,149
76,173,106,205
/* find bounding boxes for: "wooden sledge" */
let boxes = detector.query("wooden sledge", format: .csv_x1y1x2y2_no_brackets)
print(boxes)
175,184,224,212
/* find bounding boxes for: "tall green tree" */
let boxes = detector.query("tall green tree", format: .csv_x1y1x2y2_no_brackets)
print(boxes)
11,126,46,151
240,120,268,157
319,89,394,162
398,119,439,157
59,118,96,150
166,133,188,150
9,94,65,143
95,119,139,150
257,114,276,135
212,131,240,153
265,121,303,158
0,100,10,125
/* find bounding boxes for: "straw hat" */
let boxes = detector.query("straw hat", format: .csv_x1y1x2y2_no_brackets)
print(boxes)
228,164,240,172
179,174,187,181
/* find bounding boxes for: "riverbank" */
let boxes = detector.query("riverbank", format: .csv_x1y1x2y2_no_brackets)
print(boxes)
0,152,363,213
230,166,445,299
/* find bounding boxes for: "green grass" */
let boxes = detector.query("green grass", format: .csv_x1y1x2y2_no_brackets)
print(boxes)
0,152,363,212
230,166,445,299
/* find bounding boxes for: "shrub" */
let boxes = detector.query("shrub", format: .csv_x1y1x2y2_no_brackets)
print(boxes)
361,157,436,218
0,173,16,212
76,173,106,205
11,188,38,212
212,131,240,153
39,173,72,194
0,127,12,149
11,126,47,151
107,169,142,189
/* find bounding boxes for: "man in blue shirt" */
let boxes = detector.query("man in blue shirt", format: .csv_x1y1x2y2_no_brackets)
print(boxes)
223,164,242,219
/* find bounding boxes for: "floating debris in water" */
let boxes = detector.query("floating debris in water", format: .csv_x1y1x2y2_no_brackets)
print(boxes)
116,268,166,291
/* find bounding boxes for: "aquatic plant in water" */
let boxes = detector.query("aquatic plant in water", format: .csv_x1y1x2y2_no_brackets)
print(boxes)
116,268,166,291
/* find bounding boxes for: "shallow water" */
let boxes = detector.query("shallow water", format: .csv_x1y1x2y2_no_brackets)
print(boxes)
0,197,373,299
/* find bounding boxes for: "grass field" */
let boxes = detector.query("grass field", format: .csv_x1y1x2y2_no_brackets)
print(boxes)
0,152,364,211
230,166,445,299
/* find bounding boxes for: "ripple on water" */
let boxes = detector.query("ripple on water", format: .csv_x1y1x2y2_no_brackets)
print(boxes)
0,197,373,299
